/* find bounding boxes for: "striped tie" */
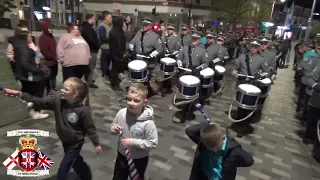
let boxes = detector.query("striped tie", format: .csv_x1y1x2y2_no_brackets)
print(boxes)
120,131,141,180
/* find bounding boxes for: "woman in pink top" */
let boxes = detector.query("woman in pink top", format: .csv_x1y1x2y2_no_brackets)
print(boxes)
57,23,90,81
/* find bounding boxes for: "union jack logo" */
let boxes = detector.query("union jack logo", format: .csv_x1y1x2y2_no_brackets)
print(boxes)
19,150,37,171
37,151,54,170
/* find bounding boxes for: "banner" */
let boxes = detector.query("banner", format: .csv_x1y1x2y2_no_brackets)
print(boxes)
7,130,49,137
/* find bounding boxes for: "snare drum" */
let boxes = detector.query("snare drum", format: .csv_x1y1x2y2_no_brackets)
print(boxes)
200,68,214,88
235,84,261,110
178,75,200,99
259,78,272,98
214,65,225,82
128,60,148,83
160,57,176,75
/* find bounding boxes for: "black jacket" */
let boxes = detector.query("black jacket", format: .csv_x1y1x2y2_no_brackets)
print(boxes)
81,21,100,53
109,16,126,61
21,92,100,147
13,39,44,82
186,123,254,180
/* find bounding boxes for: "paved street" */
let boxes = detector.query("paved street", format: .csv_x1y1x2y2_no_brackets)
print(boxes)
0,42,320,180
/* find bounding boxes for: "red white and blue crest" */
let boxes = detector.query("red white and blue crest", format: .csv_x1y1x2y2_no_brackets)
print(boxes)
18,148,38,171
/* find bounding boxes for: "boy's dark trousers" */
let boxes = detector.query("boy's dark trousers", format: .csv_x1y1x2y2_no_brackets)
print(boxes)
113,152,149,180
57,141,92,180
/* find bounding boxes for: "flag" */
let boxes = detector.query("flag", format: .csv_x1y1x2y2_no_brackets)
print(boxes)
3,150,19,170
37,151,54,170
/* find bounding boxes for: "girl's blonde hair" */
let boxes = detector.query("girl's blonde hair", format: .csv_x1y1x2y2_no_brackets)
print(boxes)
66,77,90,106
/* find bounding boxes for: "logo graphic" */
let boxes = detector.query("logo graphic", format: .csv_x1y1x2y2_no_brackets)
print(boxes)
3,129,54,177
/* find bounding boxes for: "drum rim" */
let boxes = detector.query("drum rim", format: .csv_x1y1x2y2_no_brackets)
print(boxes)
160,57,176,65
200,68,215,77
128,60,147,71
238,84,261,94
179,75,200,86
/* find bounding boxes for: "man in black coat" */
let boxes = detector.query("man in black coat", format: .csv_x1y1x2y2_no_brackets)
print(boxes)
109,16,126,89
81,14,100,88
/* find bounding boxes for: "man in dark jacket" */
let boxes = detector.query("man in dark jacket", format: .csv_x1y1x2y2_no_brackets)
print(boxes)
109,16,125,89
81,14,100,88
39,22,57,93
186,123,254,180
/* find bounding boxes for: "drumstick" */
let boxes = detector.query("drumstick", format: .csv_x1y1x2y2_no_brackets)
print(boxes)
195,103,212,124
178,67,192,72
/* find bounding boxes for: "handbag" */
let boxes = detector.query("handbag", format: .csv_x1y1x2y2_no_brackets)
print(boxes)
39,58,51,78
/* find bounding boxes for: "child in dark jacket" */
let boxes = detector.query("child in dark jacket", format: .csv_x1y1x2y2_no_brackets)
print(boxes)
4,77,102,180
186,123,254,180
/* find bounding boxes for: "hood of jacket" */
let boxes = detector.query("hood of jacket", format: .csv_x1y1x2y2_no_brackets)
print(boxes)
41,22,53,36
127,105,154,121
303,49,317,61
112,16,124,29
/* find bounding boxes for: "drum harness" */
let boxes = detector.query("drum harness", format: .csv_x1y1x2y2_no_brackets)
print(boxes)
172,46,198,106
210,58,225,97
228,53,258,123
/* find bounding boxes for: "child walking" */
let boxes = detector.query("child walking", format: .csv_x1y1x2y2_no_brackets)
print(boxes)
186,123,254,180
111,83,158,180
4,77,102,180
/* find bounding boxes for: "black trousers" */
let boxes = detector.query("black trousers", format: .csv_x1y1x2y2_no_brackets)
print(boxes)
57,141,92,180
45,64,58,93
305,105,320,140
162,75,172,93
297,83,307,112
62,65,88,82
113,152,149,180
20,80,45,111
110,58,122,85
10,61,17,80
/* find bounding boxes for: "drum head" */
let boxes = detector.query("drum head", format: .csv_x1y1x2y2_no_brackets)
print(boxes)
238,84,261,94
160,57,176,65
215,65,225,73
179,75,200,86
261,78,272,85
200,68,214,77
128,60,147,71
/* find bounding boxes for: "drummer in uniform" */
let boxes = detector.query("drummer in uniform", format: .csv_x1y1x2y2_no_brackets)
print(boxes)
211,36,229,65
205,31,217,62
129,18,163,64
180,24,192,47
259,37,277,80
237,37,250,57
161,23,181,97
174,31,208,123
129,18,164,95
233,40,269,128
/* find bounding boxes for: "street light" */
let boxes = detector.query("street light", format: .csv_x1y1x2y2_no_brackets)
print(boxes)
280,0,285,2
313,13,320,16
305,0,317,40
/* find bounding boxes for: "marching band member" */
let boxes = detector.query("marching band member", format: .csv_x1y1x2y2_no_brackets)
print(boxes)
129,18,164,96
160,24,181,97
211,36,229,65
174,31,208,123
129,18,163,66
259,37,277,80
180,24,192,47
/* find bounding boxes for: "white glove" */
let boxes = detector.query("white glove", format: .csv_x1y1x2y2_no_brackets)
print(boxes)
224,56,229,59
172,51,179,55
150,50,159,58
271,74,276,80
129,44,134,51
232,70,238,78
177,60,182,67
212,58,220,64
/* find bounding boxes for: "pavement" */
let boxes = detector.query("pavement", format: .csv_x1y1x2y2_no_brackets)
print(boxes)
0,41,320,180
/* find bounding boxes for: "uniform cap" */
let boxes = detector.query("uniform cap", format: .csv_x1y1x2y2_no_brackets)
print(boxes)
142,18,153,25
167,24,176,30
181,24,189,31
191,31,202,39
190,26,196,31
206,31,215,38
243,37,250,40
250,40,261,46
259,37,270,42
216,36,224,41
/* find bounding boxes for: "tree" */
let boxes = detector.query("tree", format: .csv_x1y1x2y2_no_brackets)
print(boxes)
211,0,253,30
0,0,17,18
249,0,274,31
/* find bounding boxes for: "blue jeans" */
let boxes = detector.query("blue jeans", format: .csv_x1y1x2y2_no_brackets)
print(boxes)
100,49,110,77
56,141,92,180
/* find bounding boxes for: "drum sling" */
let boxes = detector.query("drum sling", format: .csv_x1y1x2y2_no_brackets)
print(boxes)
181,34,184,47
140,31,145,54
245,53,252,77
187,46,193,69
